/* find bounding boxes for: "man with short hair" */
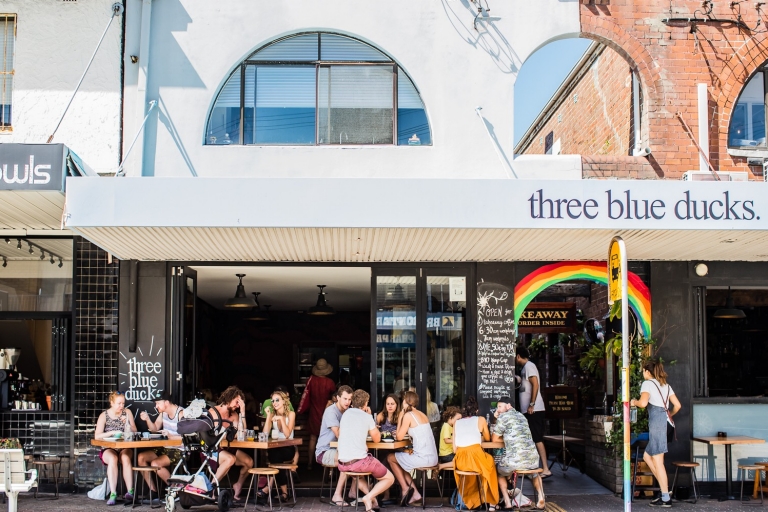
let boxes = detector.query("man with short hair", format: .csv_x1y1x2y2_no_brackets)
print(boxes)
315,384,354,505
492,396,545,510
515,347,551,477
337,389,394,511
208,386,253,501
138,392,183,492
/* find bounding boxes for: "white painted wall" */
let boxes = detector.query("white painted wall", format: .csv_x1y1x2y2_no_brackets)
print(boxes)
122,0,581,178
0,0,122,174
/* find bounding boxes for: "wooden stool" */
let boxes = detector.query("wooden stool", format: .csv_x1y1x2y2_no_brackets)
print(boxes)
512,469,543,512
670,461,699,503
753,462,768,500
31,458,61,499
740,465,764,505
340,472,371,511
455,470,486,511
319,463,338,504
268,463,298,506
245,467,281,512
131,466,161,509
415,465,444,509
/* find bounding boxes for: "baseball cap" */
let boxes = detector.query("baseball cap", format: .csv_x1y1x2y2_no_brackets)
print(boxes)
497,396,512,405
154,391,172,402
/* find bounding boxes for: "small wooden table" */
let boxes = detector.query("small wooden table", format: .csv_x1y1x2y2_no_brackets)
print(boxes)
91,438,182,466
481,441,504,449
693,435,766,500
227,438,303,467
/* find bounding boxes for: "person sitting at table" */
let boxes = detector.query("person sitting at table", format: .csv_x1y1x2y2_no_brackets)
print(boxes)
426,389,440,423
315,384,355,506
261,386,299,467
137,391,183,494
259,390,297,502
386,391,438,507
337,389,395,512
376,393,401,437
492,396,545,510
439,406,461,464
94,391,139,506
453,396,498,512
209,386,253,502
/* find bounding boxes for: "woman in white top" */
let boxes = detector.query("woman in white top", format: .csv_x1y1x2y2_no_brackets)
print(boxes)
263,391,296,501
631,359,682,508
386,391,438,507
452,397,499,511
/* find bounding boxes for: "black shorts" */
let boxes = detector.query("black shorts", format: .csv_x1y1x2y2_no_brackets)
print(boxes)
524,411,546,443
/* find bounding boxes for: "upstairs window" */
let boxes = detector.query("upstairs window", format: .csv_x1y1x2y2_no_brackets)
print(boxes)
206,33,431,146
729,70,766,148
0,16,15,131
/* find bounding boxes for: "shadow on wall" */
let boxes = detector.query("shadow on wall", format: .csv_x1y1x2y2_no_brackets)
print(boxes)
440,0,520,74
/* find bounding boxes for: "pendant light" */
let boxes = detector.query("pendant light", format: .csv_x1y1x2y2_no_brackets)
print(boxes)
224,273,255,308
246,292,269,321
308,285,335,316
713,287,746,319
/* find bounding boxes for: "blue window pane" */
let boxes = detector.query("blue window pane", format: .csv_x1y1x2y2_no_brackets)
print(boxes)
397,70,430,145
250,66,316,144
752,103,765,144
207,69,241,144
729,71,765,147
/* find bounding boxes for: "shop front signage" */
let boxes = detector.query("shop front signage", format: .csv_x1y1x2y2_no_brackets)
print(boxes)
517,302,577,333
0,144,67,191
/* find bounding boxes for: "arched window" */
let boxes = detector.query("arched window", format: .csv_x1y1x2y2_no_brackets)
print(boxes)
206,33,431,146
729,69,766,148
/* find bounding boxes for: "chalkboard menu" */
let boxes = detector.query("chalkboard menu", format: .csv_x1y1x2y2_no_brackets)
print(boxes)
542,386,580,419
476,281,516,414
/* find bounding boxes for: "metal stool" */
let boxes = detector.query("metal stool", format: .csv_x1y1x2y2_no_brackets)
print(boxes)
268,463,298,506
455,470,487,511
740,465,764,505
340,472,371,511
753,462,768,500
245,467,281,512
693,454,717,481
31,458,61,499
319,463,338,504
131,466,161,509
511,468,543,512
671,461,699,503
415,465,444,509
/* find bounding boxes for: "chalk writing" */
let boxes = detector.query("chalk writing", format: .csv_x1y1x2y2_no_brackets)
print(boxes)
476,282,516,411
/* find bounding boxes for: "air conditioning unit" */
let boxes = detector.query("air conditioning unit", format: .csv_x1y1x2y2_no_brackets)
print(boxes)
682,171,749,181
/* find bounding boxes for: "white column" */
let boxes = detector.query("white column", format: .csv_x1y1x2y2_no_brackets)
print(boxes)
698,83,709,173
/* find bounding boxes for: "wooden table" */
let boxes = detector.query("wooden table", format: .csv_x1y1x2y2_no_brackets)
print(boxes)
330,439,410,450
481,441,504,449
227,438,303,467
693,435,766,500
91,438,182,466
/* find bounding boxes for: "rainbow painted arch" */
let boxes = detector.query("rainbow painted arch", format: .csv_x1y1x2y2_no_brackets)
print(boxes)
514,261,651,337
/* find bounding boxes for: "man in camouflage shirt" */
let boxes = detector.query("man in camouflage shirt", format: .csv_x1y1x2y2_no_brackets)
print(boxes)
491,396,546,510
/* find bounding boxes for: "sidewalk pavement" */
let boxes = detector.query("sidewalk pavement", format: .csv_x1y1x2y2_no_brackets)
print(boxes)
10,494,764,512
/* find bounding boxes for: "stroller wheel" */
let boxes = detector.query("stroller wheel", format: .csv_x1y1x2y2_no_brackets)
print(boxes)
218,489,233,512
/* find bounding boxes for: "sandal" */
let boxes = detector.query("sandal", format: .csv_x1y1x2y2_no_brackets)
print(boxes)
106,492,117,506
400,486,415,507
331,500,351,507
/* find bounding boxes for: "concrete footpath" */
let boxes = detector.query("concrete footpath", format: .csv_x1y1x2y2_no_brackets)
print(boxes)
9,494,764,512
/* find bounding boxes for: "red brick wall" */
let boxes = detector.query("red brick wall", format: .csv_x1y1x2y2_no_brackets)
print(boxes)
520,46,634,157
580,0,768,179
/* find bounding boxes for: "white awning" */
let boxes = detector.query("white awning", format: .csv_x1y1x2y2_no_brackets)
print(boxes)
63,177,768,262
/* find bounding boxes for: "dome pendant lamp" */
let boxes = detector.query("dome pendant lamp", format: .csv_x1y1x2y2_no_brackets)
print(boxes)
224,273,255,308
713,287,746,319
246,292,269,321
308,285,335,316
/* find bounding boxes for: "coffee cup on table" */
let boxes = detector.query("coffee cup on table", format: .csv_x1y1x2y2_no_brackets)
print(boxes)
113,432,122,439
142,432,150,439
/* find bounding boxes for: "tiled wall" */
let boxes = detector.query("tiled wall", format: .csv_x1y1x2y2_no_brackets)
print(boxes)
0,411,72,484
72,238,120,487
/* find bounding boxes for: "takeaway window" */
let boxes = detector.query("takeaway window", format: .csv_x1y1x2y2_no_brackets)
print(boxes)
0,16,15,131
206,32,431,146
703,287,768,397
728,70,767,148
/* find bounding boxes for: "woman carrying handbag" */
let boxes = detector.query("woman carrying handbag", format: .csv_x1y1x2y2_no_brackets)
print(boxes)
631,359,682,508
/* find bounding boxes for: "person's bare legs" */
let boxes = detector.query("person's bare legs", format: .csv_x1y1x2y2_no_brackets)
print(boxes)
531,475,545,508
138,451,167,492
214,451,236,486
498,475,513,508
361,471,395,512
332,472,351,503
644,451,669,494
536,443,551,476
120,449,134,494
307,435,318,469
233,450,253,499
102,450,120,494
386,453,418,502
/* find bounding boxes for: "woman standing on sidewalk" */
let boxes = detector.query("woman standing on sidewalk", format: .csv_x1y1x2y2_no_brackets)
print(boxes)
631,359,682,508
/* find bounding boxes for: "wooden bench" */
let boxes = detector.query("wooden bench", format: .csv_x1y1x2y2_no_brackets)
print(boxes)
0,449,37,512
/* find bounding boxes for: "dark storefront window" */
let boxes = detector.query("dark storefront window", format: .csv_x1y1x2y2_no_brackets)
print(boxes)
0,238,73,312
705,287,768,397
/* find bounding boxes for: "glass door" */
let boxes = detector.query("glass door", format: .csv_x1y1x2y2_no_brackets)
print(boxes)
170,266,197,405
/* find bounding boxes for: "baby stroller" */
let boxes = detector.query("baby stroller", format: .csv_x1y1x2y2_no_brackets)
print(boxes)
164,400,236,512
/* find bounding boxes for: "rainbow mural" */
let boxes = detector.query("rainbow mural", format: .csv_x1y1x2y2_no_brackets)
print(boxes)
514,261,651,337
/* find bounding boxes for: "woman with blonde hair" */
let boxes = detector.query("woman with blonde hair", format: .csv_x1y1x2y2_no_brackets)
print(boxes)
453,397,498,511
386,391,438,506
94,391,138,506
262,390,297,501
631,359,681,508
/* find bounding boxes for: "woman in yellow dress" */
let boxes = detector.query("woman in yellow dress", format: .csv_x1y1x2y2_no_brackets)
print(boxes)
453,397,499,511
